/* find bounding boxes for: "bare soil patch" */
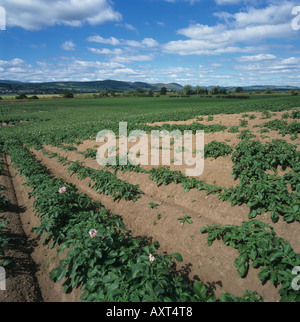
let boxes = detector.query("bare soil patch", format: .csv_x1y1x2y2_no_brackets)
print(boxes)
0,154,42,302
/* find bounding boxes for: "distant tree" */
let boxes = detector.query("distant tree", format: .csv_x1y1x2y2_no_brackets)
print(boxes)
235,87,243,93
63,90,74,98
160,87,167,95
147,89,154,97
219,88,227,95
15,94,28,99
193,86,207,95
291,88,298,96
209,86,220,95
127,89,135,96
182,85,193,95
135,88,146,96
99,90,108,97
29,95,39,99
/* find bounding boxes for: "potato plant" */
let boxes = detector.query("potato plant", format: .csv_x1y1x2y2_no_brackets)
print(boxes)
201,220,300,302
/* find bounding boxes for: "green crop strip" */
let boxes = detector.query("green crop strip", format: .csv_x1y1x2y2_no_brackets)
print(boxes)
41,148,224,196
0,147,13,268
40,149,143,202
259,119,300,138
1,95,300,150
0,149,10,213
67,161,143,202
0,217,13,268
138,122,227,134
204,141,233,159
80,139,233,161
201,220,300,302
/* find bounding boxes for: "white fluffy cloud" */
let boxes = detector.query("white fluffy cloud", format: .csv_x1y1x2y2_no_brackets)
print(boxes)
0,0,122,30
162,0,201,4
215,0,243,4
88,47,123,55
236,54,277,62
87,35,159,48
87,35,159,64
86,35,121,45
235,56,300,74
163,2,296,56
61,41,76,51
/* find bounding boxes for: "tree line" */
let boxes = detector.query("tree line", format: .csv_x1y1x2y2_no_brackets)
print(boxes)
96,86,243,98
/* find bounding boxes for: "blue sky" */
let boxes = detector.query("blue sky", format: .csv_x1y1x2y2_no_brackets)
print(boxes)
0,0,300,87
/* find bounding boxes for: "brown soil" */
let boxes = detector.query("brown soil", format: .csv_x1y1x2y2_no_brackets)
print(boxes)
0,154,42,302
0,154,83,302
1,109,299,302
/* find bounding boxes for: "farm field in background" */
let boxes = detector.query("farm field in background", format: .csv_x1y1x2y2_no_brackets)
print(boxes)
0,94,300,302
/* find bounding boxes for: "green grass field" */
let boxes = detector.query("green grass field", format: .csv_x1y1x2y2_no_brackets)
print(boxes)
0,94,300,146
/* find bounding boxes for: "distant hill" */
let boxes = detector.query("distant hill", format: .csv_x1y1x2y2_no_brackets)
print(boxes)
0,79,183,94
151,83,183,91
0,80,24,84
240,85,300,91
205,85,300,91
0,79,299,95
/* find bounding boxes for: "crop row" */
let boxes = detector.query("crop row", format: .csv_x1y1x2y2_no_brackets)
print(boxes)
220,138,300,223
3,140,261,302
40,150,143,202
80,140,233,160
0,149,12,269
67,161,143,202
201,220,300,302
42,148,224,197
0,217,11,268
258,119,300,138
0,152,10,213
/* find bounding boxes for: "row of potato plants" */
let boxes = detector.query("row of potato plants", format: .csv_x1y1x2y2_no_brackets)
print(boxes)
0,149,10,213
80,140,233,161
258,119,300,138
0,148,12,268
40,149,143,202
220,138,300,223
3,139,261,302
200,220,300,302
42,148,223,197
0,217,12,268
67,161,143,202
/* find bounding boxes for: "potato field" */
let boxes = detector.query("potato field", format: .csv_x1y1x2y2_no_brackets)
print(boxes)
0,94,300,302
